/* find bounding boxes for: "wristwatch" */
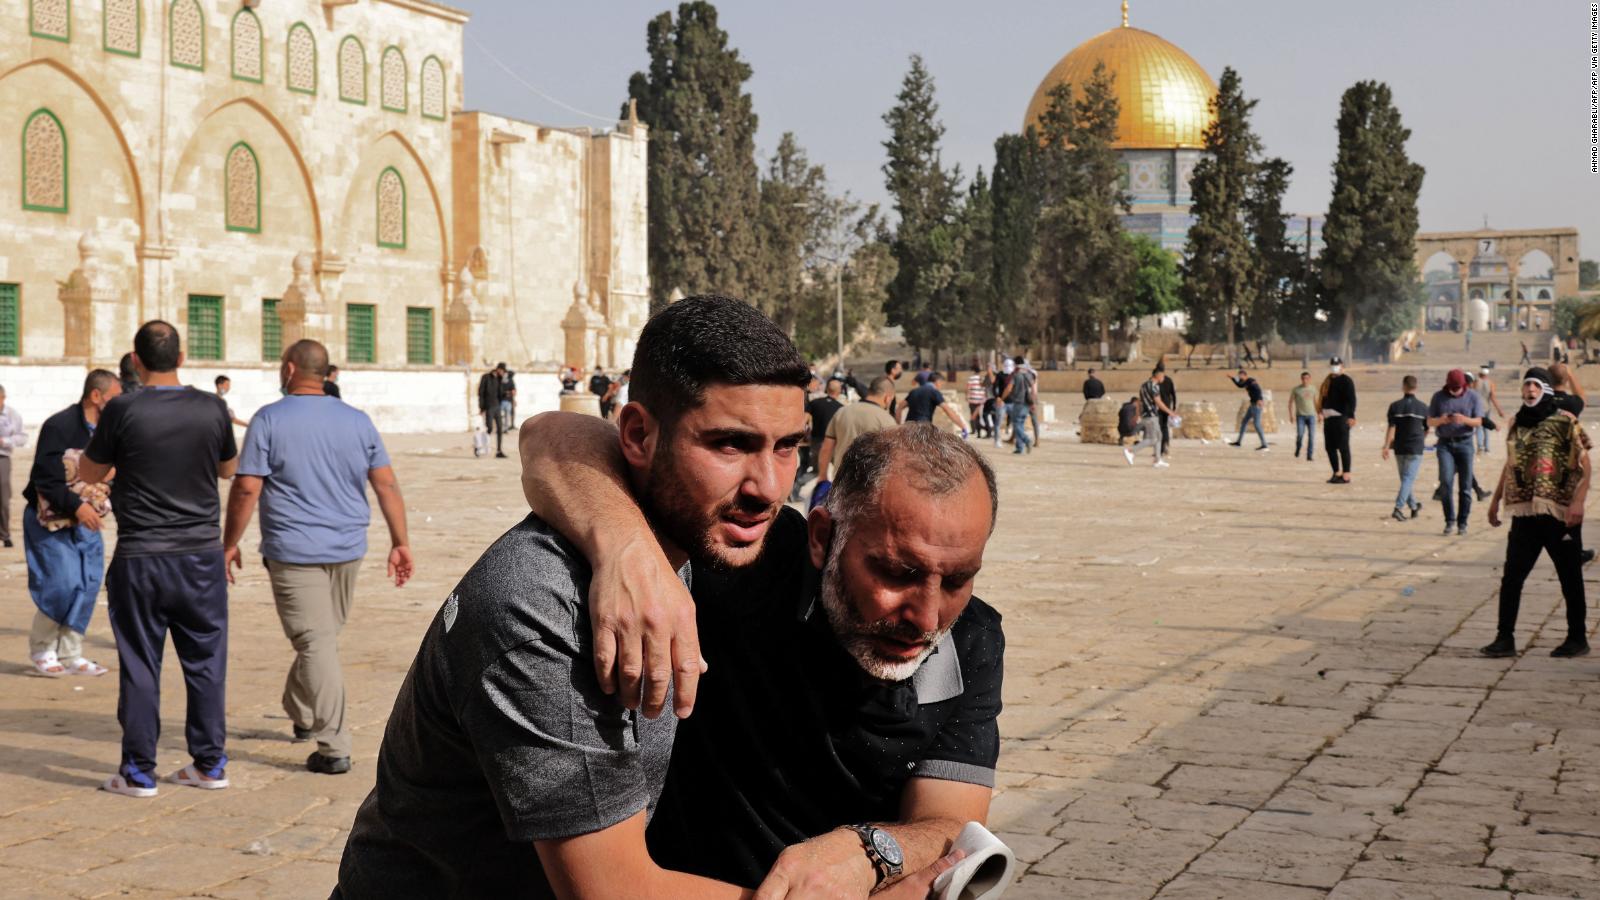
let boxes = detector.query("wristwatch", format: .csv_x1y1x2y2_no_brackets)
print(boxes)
846,823,904,889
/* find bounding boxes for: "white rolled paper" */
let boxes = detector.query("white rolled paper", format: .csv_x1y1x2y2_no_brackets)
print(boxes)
931,821,1017,900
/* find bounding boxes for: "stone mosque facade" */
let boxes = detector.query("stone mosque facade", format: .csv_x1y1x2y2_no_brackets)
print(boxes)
0,0,648,430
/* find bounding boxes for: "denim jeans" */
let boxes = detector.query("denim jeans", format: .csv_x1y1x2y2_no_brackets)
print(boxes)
1236,405,1266,447
1295,414,1316,456
1475,424,1490,454
1393,453,1422,511
1436,437,1476,526
1009,403,1032,452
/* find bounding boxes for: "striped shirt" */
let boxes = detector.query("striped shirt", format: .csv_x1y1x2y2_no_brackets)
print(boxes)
966,375,986,405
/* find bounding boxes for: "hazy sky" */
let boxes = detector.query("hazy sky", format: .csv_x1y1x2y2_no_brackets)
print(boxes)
458,0,1598,270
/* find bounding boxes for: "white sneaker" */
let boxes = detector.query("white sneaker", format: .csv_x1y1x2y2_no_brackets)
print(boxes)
1122,448,1135,465
1154,459,1170,468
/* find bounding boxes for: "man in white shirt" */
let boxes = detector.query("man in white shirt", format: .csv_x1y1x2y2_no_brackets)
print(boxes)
0,384,28,548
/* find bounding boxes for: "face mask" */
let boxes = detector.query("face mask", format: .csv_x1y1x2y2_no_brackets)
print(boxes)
1331,366,1342,375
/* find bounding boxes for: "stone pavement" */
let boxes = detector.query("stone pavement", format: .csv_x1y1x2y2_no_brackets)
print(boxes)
0,393,1594,898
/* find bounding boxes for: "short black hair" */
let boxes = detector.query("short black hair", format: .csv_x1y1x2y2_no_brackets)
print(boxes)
327,365,339,374
134,320,181,373
118,352,138,381
629,294,810,429
884,360,900,375
82,368,117,400
214,375,230,387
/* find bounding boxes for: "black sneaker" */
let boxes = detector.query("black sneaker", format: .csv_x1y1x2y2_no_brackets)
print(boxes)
1409,502,1421,519
1582,549,1596,564
1391,508,1408,522
1474,487,1491,502
495,452,508,459
1551,640,1591,658
291,726,313,743
1442,523,1455,536
1479,635,1517,658
306,752,351,775
1228,441,1242,447
1456,524,1468,538
2,539,11,548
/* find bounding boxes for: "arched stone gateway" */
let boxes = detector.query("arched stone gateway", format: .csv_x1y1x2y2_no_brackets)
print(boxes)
1415,228,1581,332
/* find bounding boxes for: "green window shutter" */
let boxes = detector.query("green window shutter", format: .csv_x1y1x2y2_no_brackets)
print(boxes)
261,298,281,361
0,284,19,356
347,303,375,363
187,294,224,360
405,306,432,364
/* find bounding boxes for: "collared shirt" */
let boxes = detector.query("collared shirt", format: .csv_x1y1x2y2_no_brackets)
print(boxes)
0,405,26,458
645,508,1004,888
1428,388,1486,441
825,399,897,469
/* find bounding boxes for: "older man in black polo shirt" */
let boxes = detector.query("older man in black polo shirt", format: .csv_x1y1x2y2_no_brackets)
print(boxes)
520,418,1003,896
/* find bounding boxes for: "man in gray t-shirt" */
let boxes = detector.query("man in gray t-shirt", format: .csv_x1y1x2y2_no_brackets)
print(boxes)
336,296,816,898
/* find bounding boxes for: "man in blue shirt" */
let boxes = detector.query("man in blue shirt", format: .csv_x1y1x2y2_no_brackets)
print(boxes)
1428,368,1486,536
222,339,413,774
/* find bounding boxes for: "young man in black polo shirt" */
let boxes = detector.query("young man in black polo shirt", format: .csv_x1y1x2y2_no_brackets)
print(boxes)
79,321,238,797
1383,375,1428,522
519,416,1004,895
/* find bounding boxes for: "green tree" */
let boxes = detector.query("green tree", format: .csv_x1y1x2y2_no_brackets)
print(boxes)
881,54,965,353
989,132,1040,344
1580,259,1599,289
754,132,828,338
1242,156,1300,341
1031,64,1134,355
1179,67,1260,360
792,207,896,362
626,2,761,310
1319,81,1426,354
1124,233,1181,319
952,168,997,352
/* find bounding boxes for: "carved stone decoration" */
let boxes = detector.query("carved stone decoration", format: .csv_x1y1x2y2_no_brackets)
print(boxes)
467,245,489,280
23,110,66,212
377,168,405,247
561,279,606,372
170,0,204,69
339,36,365,102
105,0,140,54
444,267,487,366
277,251,325,347
225,143,259,232
232,10,262,81
421,57,445,119
287,24,316,93
381,46,406,111
31,0,68,39
60,231,128,360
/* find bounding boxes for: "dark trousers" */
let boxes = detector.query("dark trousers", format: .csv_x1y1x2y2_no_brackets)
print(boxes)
0,456,11,542
1498,515,1587,642
107,550,229,778
1324,418,1352,474
1158,412,1171,455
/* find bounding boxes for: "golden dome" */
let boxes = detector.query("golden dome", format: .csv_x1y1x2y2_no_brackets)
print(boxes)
1024,20,1217,150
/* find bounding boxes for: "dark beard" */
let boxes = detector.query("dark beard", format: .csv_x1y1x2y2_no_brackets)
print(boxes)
639,440,777,576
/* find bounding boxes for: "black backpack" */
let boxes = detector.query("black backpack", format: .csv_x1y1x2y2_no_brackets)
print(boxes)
1118,400,1139,437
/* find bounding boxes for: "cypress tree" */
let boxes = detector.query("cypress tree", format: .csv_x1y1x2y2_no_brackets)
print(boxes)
1242,156,1299,341
626,2,761,310
1320,81,1426,355
754,132,828,339
989,132,1040,344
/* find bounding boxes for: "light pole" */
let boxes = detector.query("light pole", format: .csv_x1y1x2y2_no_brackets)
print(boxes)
833,259,845,368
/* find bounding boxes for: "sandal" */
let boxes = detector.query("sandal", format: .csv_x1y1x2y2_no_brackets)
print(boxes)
62,657,108,677
101,773,158,799
167,763,229,790
29,652,66,678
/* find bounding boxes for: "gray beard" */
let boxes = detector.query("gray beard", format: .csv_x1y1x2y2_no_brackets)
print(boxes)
817,543,947,683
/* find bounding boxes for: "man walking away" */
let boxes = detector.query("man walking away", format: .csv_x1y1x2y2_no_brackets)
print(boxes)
1228,369,1269,450
1289,371,1318,461
794,378,844,502
214,376,248,428
966,367,986,435
1474,366,1506,456
813,376,896,489
1123,369,1173,468
0,384,27,547
1483,368,1591,659
1319,357,1358,483
23,370,119,677
223,340,413,775
79,321,238,797
477,363,510,458
1427,369,1485,536
590,366,614,418
1519,341,1532,367
993,359,1013,448
1158,364,1178,457
1382,375,1428,522
1002,355,1036,454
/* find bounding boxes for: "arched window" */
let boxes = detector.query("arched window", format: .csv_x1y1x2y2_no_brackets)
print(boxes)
225,142,260,233
231,8,262,82
30,0,70,41
22,109,67,213
377,167,405,248
1538,289,1552,300
286,22,316,94
338,36,366,104
103,0,140,56
169,0,204,70
421,55,446,120
381,46,407,112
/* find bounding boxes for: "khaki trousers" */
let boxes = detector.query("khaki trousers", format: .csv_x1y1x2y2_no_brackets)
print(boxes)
266,558,360,759
29,609,82,659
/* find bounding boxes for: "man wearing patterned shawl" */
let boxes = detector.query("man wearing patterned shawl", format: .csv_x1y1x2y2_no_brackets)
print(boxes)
1484,368,1592,659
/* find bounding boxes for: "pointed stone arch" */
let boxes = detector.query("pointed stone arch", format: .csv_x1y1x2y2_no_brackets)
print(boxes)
186,97,323,250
